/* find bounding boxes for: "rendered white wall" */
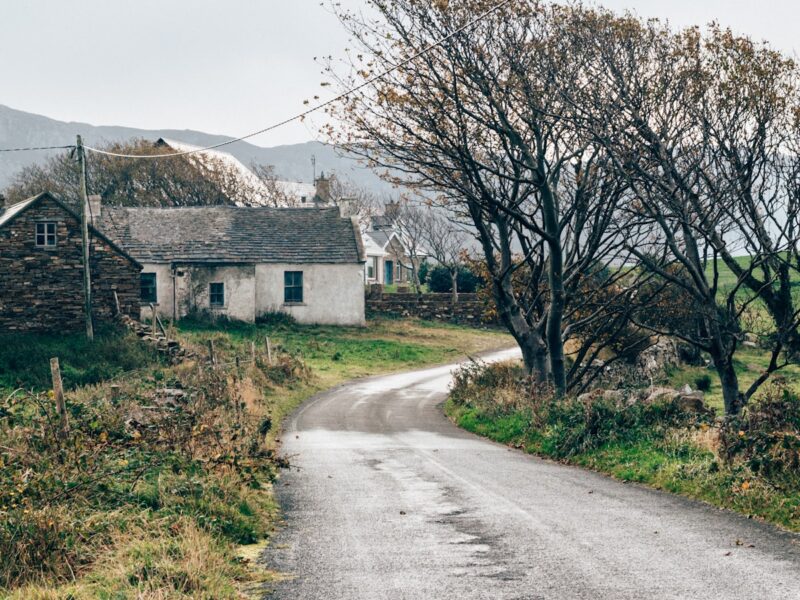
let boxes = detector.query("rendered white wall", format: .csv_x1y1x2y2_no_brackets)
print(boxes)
255,263,365,326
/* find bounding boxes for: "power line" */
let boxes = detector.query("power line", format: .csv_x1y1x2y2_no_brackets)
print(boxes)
0,144,75,153
84,0,517,160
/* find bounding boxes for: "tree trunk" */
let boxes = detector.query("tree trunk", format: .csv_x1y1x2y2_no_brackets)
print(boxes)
716,356,744,417
541,187,566,396
520,332,549,383
450,269,459,305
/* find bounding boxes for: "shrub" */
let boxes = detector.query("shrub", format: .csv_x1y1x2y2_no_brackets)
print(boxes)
450,361,709,458
427,265,480,294
720,384,800,483
418,261,430,285
694,375,713,392
255,311,298,328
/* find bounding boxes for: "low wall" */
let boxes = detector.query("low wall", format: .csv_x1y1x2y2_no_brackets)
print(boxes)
366,291,491,326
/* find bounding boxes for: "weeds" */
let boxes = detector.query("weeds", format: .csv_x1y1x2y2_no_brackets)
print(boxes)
448,360,800,530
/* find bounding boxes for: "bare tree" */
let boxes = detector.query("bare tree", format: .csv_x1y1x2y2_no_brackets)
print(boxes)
391,199,432,294
327,1,642,395
419,211,468,304
4,139,256,208
249,163,299,207
569,9,800,414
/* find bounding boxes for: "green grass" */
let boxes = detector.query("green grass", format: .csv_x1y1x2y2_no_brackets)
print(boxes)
178,315,508,382
447,358,800,532
703,254,800,292
0,316,511,598
663,346,800,412
0,327,162,391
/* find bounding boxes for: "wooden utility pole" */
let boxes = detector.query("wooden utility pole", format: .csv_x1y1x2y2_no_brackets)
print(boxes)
76,135,94,341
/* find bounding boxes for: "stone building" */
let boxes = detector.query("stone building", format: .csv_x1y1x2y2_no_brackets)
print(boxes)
99,203,366,326
0,192,141,332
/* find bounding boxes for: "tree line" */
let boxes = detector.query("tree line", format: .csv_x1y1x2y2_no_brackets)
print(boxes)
326,0,800,416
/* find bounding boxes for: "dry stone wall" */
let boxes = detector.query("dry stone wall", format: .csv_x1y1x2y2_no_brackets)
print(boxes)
366,290,492,326
0,197,141,332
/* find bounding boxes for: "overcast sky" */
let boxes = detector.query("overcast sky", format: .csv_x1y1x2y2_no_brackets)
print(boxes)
1,0,797,147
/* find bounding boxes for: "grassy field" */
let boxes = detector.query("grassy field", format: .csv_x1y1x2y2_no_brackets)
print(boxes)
703,254,800,292
0,317,510,599
663,346,800,413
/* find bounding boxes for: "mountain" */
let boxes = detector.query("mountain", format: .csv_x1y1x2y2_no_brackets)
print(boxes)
0,104,394,195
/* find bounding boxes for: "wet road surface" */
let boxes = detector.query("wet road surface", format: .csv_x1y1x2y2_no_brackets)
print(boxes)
263,349,800,599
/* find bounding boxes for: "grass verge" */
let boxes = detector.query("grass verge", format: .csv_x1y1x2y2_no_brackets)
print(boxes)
446,360,800,532
1,317,510,598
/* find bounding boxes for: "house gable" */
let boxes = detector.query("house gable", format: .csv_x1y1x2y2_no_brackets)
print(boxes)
0,193,141,332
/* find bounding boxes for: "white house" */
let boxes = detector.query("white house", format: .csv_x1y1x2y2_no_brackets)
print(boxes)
361,214,426,286
98,204,366,326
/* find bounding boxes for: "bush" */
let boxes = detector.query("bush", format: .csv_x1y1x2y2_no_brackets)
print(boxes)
427,265,480,294
694,375,713,392
720,384,800,483
450,361,708,458
418,261,430,285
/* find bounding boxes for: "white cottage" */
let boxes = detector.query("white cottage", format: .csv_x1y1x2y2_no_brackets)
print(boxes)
99,205,366,326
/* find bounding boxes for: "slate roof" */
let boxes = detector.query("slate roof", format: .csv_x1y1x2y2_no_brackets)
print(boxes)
99,206,364,265
364,230,393,250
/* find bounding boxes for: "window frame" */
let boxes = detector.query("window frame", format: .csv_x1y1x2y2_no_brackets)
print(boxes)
140,273,158,303
209,282,225,308
284,271,304,304
35,222,57,248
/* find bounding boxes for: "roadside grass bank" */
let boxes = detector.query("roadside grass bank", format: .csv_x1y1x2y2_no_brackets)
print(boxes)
1,317,510,599
176,315,510,443
445,360,800,532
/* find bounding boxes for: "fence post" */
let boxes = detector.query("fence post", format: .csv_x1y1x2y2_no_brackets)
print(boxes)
49,357,69,439
149,303,158,337
250,341,256,363
265,336,273,366
208,339,217,367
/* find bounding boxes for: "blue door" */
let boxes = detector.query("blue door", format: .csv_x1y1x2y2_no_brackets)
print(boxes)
385,260,394,285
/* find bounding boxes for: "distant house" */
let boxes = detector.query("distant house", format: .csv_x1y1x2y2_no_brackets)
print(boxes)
362,213,426,286
0,193,141,332
99,202,366,326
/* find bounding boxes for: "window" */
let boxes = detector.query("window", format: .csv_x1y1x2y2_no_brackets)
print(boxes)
35,222,57,247
209,282,225,307
367,257,377,279
140,273,157,303
284,271,304,304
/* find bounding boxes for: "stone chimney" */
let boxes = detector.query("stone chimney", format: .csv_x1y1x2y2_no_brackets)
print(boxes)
338,197,357,218
314,171,332,205
88,195,102,226
0,193,6,216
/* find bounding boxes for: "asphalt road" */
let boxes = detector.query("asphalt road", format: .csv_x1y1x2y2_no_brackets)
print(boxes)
263,349,800,599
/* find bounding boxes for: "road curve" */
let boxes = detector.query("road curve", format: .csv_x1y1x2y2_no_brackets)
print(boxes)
263,349,800,599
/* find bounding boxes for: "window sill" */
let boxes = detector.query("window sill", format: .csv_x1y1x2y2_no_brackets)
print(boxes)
209,306,228,311
282,302,306,307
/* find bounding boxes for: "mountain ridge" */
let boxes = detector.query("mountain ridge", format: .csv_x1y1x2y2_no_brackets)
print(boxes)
0,104,392,195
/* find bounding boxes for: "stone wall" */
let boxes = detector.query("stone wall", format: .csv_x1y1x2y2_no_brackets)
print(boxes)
0,196,141,332
366,290,491,326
